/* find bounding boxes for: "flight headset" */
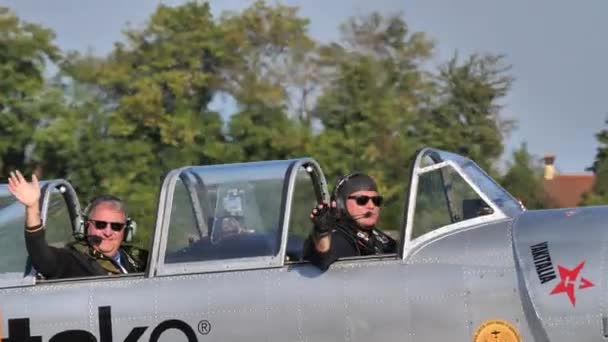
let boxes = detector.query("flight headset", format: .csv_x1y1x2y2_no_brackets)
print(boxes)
75,194,136,243
331,172,365,213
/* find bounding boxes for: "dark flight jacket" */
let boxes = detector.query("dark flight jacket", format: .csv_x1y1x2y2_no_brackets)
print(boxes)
25,228,148,279
304,222,397,271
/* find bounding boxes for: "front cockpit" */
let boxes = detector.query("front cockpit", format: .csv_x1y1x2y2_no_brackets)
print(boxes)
403,148,525,252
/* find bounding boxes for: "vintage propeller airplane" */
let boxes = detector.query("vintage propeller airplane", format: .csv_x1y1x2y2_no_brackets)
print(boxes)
0,147,604,341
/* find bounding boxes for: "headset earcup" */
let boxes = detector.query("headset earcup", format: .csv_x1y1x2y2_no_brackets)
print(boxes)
76,200,94,239
75,214,86,239
332,172,363,213
337,197,345,212
331,191,345,212
332,181,343,212
124,218,136,242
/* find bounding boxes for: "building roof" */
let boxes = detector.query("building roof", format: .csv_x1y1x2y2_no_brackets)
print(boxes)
543,174,595,208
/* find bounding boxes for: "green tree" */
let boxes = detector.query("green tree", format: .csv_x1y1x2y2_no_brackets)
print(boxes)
1,2,519,243
0,7,61,177
311,12,435,228
500,142,547,209
310,16,515,228
57,2,241,243
220,1,316,161
421,54,515,174
581,119,608,205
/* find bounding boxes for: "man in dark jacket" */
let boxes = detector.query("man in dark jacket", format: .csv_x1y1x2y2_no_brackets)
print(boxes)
8,171,147,279
304,172,396,270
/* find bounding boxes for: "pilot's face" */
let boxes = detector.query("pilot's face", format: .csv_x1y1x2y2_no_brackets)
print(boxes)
345,190,382,228
87,202,126,258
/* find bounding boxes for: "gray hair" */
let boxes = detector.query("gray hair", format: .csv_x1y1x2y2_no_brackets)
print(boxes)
84,194,128,217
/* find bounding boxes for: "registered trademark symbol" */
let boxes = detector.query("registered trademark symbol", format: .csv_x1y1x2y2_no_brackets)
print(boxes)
198,320,211,335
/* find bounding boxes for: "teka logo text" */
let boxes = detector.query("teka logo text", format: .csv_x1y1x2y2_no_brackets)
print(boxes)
1,306,209,342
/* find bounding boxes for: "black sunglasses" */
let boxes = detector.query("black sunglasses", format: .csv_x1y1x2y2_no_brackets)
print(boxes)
347,195,383,206
89,219,126,232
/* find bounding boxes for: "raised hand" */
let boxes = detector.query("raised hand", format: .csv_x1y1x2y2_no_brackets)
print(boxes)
7,170,40,209
310,201,338,238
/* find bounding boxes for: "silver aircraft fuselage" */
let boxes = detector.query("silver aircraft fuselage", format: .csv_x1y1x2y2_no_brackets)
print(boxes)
0,148,604,341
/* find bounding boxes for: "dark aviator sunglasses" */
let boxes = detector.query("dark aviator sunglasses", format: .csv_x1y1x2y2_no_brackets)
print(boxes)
89,219,126,232
347,195,383,206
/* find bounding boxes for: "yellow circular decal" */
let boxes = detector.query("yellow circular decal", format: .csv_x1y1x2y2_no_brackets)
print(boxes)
473,320,521,342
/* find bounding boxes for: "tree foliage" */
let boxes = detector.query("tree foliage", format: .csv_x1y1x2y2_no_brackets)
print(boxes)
221,1,315,161
421,54,514,174
0,8,60,176
500,143,547,209
1,1,522,244
56,3,241,238
311,13,435,227
581,119,608,205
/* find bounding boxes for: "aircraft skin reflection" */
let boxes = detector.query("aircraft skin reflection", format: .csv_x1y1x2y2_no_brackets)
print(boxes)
0,149,606,341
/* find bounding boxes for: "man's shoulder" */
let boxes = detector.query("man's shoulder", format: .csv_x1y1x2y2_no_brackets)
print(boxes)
63,240,113,274
65,240,92,255
372,227,397,252
330,228,359,254
121,244,148,257
120,244,149,270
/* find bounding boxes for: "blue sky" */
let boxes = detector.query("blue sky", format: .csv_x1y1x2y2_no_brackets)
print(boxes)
3,0,606,173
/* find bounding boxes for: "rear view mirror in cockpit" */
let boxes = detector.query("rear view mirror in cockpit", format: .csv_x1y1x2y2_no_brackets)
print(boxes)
210,185,256,244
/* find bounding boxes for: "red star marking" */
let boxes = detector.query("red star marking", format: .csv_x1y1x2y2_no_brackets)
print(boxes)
550,261,594,307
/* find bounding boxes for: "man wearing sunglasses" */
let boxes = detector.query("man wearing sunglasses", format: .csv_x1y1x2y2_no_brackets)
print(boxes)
304,172,396,271
8,171,147,279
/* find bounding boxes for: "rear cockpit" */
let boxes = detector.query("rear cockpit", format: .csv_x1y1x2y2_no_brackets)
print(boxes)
149,158,328,276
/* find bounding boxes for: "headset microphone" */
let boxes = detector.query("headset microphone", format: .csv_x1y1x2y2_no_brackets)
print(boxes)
86,235,102,246
351,211,373,219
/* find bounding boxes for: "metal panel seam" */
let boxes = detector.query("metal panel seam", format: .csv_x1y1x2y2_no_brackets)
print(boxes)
511,215,551,342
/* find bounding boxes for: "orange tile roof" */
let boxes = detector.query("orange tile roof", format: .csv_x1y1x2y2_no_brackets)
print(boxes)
543,174,595,208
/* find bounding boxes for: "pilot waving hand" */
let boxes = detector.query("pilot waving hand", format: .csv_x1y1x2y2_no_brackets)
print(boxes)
8,171,147,279
304,172,396,271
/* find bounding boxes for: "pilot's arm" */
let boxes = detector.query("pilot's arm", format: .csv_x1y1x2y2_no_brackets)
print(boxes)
304,202,347,270
7,171,41,228
7,171,73,278
309,202,336,253
313,235,331,253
